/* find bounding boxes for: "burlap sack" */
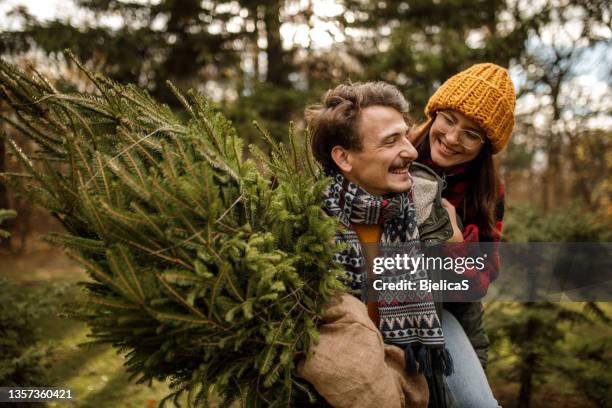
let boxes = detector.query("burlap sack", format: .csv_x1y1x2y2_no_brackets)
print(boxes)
297,294,429,408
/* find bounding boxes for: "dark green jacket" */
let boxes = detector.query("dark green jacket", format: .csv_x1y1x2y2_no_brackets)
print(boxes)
412,162,490,408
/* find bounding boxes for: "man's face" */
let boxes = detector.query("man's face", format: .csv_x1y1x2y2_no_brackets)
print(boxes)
337,105,418,196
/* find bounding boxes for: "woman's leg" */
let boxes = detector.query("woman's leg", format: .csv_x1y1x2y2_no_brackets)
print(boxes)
441,308,501,408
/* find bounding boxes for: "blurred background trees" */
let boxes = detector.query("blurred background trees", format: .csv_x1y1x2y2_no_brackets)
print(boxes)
0,1,610,407
1,0,609,217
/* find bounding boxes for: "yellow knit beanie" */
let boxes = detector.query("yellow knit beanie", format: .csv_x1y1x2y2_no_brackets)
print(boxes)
425,63,516,154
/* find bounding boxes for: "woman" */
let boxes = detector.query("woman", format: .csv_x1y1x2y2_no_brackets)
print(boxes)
411,63,516,407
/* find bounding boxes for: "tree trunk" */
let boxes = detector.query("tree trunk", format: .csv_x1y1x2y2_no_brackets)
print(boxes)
518,353,535,408
263,1,289,87
540,170,550,211
566,132,593,207
517,307,537,408
0,138,12,249
541,74,565,210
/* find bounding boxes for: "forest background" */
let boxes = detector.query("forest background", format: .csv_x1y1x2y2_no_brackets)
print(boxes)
0,0,610,407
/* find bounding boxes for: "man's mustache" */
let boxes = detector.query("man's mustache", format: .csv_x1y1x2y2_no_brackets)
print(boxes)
388,159,412,171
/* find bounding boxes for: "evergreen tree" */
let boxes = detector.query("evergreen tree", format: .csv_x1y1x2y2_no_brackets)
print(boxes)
0,54,344,406
1,0,242,105
339,0,549,116
1,0,307,142
488,203,612,407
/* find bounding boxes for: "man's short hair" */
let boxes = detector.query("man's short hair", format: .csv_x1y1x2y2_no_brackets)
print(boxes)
305,81,411,172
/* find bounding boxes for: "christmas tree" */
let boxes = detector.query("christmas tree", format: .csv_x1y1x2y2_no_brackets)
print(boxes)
0,54,344,406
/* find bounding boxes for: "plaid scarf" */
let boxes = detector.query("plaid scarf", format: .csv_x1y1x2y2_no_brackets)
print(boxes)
323,171,453,376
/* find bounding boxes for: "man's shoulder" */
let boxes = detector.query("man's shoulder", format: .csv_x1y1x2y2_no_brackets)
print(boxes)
411,161,440,181
410,162,442,227
410,162,453,245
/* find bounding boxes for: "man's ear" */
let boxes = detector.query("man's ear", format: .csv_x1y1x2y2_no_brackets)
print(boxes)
331,146,352,173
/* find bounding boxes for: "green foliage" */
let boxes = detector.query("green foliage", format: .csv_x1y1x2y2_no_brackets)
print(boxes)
556,322,611,408
224,83,316,145
0,279,62,388
489,203,612,406
341,0,540,118
503,203,612,242
1,0,308,144
0,209,16,238
0,54,344,406
1,0,242,106
487,301,611,407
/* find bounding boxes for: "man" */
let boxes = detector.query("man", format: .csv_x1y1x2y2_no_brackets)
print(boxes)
298,82,458,408
308,84,417,196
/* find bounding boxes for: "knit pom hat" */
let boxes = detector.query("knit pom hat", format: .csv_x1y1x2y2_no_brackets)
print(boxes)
425,63,516,154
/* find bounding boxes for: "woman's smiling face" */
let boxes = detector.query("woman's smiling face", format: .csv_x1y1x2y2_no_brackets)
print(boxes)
429,110,485,168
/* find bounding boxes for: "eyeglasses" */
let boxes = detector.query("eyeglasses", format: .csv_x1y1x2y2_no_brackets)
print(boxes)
434,111,485,150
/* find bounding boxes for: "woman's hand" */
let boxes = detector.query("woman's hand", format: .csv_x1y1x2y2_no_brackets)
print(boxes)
441,198,464,243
